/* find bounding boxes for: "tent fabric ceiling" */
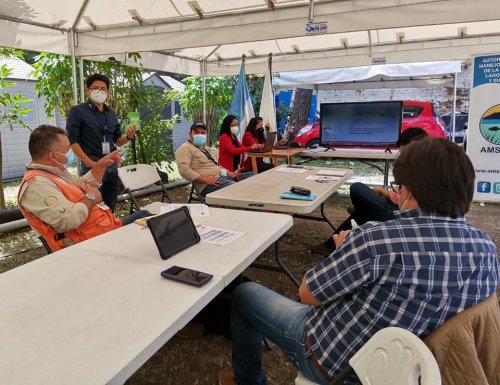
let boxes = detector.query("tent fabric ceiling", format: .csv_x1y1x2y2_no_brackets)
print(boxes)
1,0,500,75
273,60,462,89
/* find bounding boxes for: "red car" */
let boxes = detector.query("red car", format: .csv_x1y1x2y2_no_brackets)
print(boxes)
294,100,446,148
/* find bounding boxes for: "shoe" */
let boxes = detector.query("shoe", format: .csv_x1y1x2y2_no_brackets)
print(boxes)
175,322,205,339
346,206,355,215
310,241,334,257
219,370,237,385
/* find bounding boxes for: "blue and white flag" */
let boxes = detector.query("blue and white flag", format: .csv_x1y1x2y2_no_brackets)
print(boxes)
229,64,254,140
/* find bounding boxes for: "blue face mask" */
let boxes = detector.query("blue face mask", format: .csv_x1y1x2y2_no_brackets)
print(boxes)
192,134,207,146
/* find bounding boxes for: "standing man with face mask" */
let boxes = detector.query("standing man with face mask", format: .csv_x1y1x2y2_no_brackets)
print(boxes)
175,122,242,198
66,74,136,211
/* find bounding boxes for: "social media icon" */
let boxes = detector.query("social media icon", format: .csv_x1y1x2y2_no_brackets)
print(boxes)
493,182,500,194
477,181,491,193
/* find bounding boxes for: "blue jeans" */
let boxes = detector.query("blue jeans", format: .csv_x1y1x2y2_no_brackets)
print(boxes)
231,282,331,385
349,182,397,224
80,163,118,212
200,172,254,197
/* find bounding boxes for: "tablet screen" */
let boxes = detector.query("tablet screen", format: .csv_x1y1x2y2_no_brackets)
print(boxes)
147,206,200,259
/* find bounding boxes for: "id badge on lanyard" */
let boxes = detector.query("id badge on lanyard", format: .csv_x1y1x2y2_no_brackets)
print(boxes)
102,132,111,154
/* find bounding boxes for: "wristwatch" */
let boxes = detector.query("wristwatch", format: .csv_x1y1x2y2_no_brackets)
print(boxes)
85,192,97,204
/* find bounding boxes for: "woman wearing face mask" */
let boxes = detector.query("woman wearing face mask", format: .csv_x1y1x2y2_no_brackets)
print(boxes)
241,117,274,173
218,115,262,173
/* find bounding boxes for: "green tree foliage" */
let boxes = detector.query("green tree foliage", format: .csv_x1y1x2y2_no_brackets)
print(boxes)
124,86,177,169
32,53,176,171
32,53,145,119
0,48,32,208
32,53,75,118
168,76,233,145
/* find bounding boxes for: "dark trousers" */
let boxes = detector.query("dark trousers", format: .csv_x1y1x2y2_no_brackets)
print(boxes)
80,163,119,212
324,182,398,251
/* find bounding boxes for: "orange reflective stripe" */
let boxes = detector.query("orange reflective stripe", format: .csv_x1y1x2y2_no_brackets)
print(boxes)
18,169,122,251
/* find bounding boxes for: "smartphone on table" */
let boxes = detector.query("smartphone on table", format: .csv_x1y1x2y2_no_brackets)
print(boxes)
160,265,213,287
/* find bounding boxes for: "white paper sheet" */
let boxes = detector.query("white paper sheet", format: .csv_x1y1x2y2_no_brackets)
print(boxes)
197,226,245,245
316,169,347,176
276,167,307,173
160,203,210,216
305,175,340,182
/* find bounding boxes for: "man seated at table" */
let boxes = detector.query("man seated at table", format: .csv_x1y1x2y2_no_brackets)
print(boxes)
219,137,499,385
175,122,244,197
18,125,149,252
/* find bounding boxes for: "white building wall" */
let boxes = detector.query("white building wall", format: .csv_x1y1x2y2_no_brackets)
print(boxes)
1,80,56,180
317,61,472,114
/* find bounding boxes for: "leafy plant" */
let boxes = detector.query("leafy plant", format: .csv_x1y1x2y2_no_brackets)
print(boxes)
168,76,233,145
123,86,177,169
32,53,146,119
0,48,32,208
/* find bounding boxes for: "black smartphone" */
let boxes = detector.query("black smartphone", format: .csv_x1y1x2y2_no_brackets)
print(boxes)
290,186,311,196
160,266,213,287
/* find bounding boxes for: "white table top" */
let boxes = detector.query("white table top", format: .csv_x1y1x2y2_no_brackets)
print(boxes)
301,147,399,160
0,208,292,385
205,165,353,214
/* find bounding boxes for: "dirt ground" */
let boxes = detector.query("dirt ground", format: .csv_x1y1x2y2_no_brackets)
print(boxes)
1,184,499,385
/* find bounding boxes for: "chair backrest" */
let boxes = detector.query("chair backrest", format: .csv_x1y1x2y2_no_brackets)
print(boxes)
424,294,500,385
350,327,441,385
118,164,161,191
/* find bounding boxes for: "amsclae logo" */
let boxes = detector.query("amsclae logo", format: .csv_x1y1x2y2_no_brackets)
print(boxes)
477,181,491,193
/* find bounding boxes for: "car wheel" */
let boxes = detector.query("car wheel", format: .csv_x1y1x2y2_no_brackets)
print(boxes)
306,139,319,149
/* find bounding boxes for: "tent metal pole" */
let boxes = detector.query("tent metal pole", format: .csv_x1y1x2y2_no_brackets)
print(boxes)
451,72,457,142
70,31,78,105
79,58,85,102
202,60,207,125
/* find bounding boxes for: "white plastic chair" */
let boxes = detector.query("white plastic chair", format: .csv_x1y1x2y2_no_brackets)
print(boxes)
295,327,441,385
118,164,170,213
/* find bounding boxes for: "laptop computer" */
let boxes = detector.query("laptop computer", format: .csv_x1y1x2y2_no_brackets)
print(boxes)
147,206,200,259
250,132,277,153
274,132,296,149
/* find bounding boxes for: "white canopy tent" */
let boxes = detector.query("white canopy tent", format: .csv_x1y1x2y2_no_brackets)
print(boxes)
1,0,500,76
273,60,462,89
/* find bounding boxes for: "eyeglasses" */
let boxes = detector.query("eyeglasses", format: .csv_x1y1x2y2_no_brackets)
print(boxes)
89,87,107,92
390,181,402,193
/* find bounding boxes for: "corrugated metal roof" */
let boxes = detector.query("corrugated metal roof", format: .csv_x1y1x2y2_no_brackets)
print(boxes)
0,57,35,80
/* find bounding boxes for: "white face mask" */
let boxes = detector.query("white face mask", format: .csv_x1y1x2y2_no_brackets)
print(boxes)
52,150,69,170
400,194,412,211
90,89,107,104
230,126,239,136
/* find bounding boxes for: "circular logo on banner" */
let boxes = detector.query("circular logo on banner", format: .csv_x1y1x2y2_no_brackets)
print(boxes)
479,105,500,145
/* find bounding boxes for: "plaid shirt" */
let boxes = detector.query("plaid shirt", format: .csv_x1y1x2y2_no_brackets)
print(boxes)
305,208,499,379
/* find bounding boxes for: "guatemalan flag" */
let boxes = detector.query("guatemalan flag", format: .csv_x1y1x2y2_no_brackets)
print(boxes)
229,64,254,141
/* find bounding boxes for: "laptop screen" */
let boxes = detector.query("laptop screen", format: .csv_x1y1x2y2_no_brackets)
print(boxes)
262,132,277,151
147,206,200,259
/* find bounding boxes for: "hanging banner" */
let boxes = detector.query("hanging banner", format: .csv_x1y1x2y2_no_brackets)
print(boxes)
469,54,500,202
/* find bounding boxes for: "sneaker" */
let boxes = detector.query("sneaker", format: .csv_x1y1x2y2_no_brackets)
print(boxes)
219,370,237,385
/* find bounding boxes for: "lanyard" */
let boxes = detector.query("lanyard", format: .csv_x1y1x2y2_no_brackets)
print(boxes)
88,103,109,138
189,141,219,166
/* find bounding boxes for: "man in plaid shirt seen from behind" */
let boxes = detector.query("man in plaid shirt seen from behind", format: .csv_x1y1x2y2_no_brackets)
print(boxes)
219,137,499,385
